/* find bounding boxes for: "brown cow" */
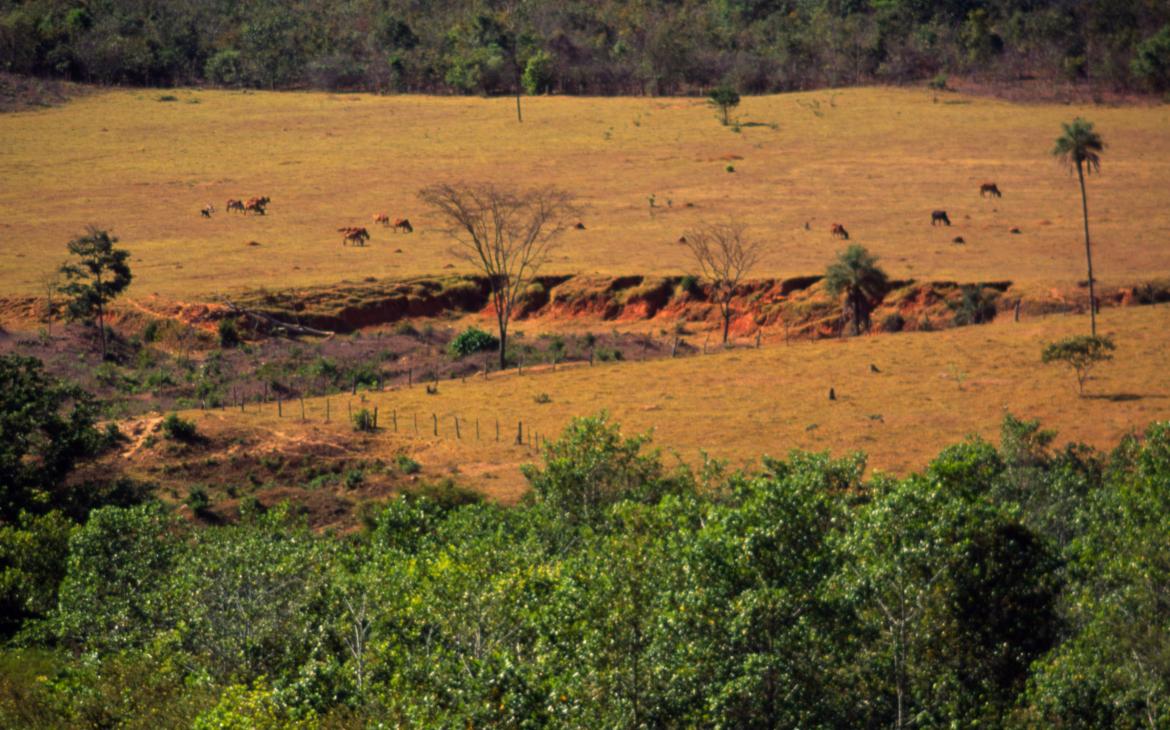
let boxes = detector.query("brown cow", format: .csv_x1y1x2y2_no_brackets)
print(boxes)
339,226,370,246
830,223,850,240
244,196,270,215
979,182,1002,198
226,198,245,213
373,212,391,227
931,210,951,226
392,217,413,233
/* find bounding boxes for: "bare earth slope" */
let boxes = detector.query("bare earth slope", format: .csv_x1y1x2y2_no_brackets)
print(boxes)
2,88,1169,297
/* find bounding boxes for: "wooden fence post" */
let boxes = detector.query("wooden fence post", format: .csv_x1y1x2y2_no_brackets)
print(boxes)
516,420,523,445
300,397,305,421
408,367,412,387
475,418,480,440
392,409,398,432
277,395,282,417
454,416,461,439
326,399,330,423
373,407,378,429
413,412,418,435
496,418,500,442
432,413,438,436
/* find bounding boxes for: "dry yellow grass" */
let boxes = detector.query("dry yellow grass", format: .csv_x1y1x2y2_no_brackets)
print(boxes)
2,88,1169,298
173,304,1170,502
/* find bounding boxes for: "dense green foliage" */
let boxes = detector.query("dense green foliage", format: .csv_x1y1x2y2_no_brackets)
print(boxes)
58,227,131,360
1041,334,1115,395
825,243,888,335
2,1,1168,94
1,387,1168,726
447,325,499,359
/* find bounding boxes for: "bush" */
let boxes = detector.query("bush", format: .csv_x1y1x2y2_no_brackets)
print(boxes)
142,320,160,343
881,312,906,332
352,409,376,432
679,274,700,296
162,413,198,442
217,319,241,348
396,454,421,475
393,320,418,336
928,73,949,90
447,326,499,359
204,49,243,86
185,486,211,514
534,392,552,404
949,285,998,326
406,477,482,509
1131,25,1170,92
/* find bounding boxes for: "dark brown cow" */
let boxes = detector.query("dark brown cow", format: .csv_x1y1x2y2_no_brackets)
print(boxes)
979,182,1002,198
226,198,245,213
339,226,370,246
830,223,850,240
201,203,215,218
392,217,413,233
373,212,391,227
931,210,951,226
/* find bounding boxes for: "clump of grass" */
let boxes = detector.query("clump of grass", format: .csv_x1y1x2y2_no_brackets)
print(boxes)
534,392,552,404
352,408,376,432
725,164,736,173
396,454,421,475
186,485,211,513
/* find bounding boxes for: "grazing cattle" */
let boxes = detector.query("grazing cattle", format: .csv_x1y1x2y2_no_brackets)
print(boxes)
226,198,245,213
201,203,215,218
678,236,688,244
373,212,391,227
574,222,586,230
931,210,951,226
830,223,850,240
952,236,965,244
980,182,1002,198
392,217,413,233
339,226,370,246
1010,227,1021,234
244,196,270,215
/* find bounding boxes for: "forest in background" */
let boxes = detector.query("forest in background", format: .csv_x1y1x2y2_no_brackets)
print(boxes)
2,0,1170,96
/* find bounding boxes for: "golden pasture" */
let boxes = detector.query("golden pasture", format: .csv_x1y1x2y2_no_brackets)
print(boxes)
174,304,1170,502
2,88,1169,298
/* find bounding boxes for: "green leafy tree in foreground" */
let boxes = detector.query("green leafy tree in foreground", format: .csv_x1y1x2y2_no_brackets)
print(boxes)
708,84,741,125
59,227,132,359
1053,118,1104,336
1041,335,1115,396
825,244,888,336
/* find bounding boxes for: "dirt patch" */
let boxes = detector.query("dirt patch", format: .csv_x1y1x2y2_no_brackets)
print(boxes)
0,72,87,113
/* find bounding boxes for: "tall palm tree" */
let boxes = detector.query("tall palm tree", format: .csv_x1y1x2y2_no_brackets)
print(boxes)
825,244,888,336
1053,117,1105,336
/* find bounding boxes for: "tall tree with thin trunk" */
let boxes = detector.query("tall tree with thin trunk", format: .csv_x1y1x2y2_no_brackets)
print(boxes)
683,220,762,345
419,183,575,369
1053,118,1105,336
59,227,132,360
825,244,888,336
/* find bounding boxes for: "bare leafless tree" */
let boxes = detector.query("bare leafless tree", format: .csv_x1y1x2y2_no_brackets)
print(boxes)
419,182,576,369
683,220,763,344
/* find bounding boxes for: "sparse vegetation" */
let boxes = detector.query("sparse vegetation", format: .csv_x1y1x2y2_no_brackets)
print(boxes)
1042,335,1116,396
59,227,132,360
708,84,740,126
447,326,499,359
682,220,761,344
352,408,376,432
825,245,888,336
162,413,199,442
395,454,421,475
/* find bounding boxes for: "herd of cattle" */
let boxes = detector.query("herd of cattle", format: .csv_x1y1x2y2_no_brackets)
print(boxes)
199,180,1005,250
829,181,1003,243
200,197,413,246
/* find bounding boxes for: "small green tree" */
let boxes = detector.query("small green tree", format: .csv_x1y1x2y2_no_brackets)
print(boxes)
59,227,132,359
825,245,888,336
708,84,741,126
1053,118,1104,336
1131,25,1170,92
1041,335,1115,396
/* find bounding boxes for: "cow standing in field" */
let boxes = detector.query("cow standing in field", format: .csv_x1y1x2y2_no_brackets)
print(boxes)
830,223,850,240
392,218,413,233
339,227,370,246
373,212,391,227
201,203,215,218
931,210,951,226
245,196,270,215
980,182,1002,198
226,199,245,213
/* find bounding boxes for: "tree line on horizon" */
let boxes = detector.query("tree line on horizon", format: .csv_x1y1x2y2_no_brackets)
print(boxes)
2,0,1169,96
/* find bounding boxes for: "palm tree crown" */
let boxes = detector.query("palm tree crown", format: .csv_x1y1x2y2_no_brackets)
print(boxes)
825,244,888,335
1053,118,1104,174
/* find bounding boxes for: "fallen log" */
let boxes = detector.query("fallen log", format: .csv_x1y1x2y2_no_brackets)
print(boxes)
220,299,335,338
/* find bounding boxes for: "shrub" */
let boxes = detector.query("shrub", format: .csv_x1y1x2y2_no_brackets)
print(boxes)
1131,25,1170,92
395,454,421,475
928,73,949,90
949,285,998,326
679,274,700,296
156,94,178,102
407,477,482,508
447,326,499,358
725,164,736,173
204,49,243,86
352,408,376,432
393,320,418,336
185,485,211,514
534,392,552,404
217,319,240,348
142,320,160,343
708,84,741,125
162,413,198,442
881,312,906,332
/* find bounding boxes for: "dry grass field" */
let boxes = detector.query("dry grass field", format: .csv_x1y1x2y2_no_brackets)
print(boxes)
2,87,1169,299
153,303,1170,506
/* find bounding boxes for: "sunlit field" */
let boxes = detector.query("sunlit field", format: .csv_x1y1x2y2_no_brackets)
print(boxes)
2,87,1169,298
152,303,1170,504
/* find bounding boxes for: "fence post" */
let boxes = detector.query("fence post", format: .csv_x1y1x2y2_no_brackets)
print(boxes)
414,412,418,435
373,407,378,429
516,420,523,445
671,337,679,357
454,416,461,439
432,413,438,436
392,409,398,432
476,418,480,440
347,401,352,421
326,399,330,423
756,330,762,349
496,418,500,442
300,397,305,421
277,395,282,417
352,376,357,396
408,367,412,387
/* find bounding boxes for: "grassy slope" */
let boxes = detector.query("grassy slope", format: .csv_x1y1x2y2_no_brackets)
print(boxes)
164,304,1170,503
2,88,1169,298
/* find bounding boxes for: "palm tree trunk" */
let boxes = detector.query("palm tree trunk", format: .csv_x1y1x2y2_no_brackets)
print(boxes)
1077,162,1097,336
852,291,862,336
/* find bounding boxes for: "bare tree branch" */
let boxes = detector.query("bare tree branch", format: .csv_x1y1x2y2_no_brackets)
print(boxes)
682,220,762,344
419,182,577,368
